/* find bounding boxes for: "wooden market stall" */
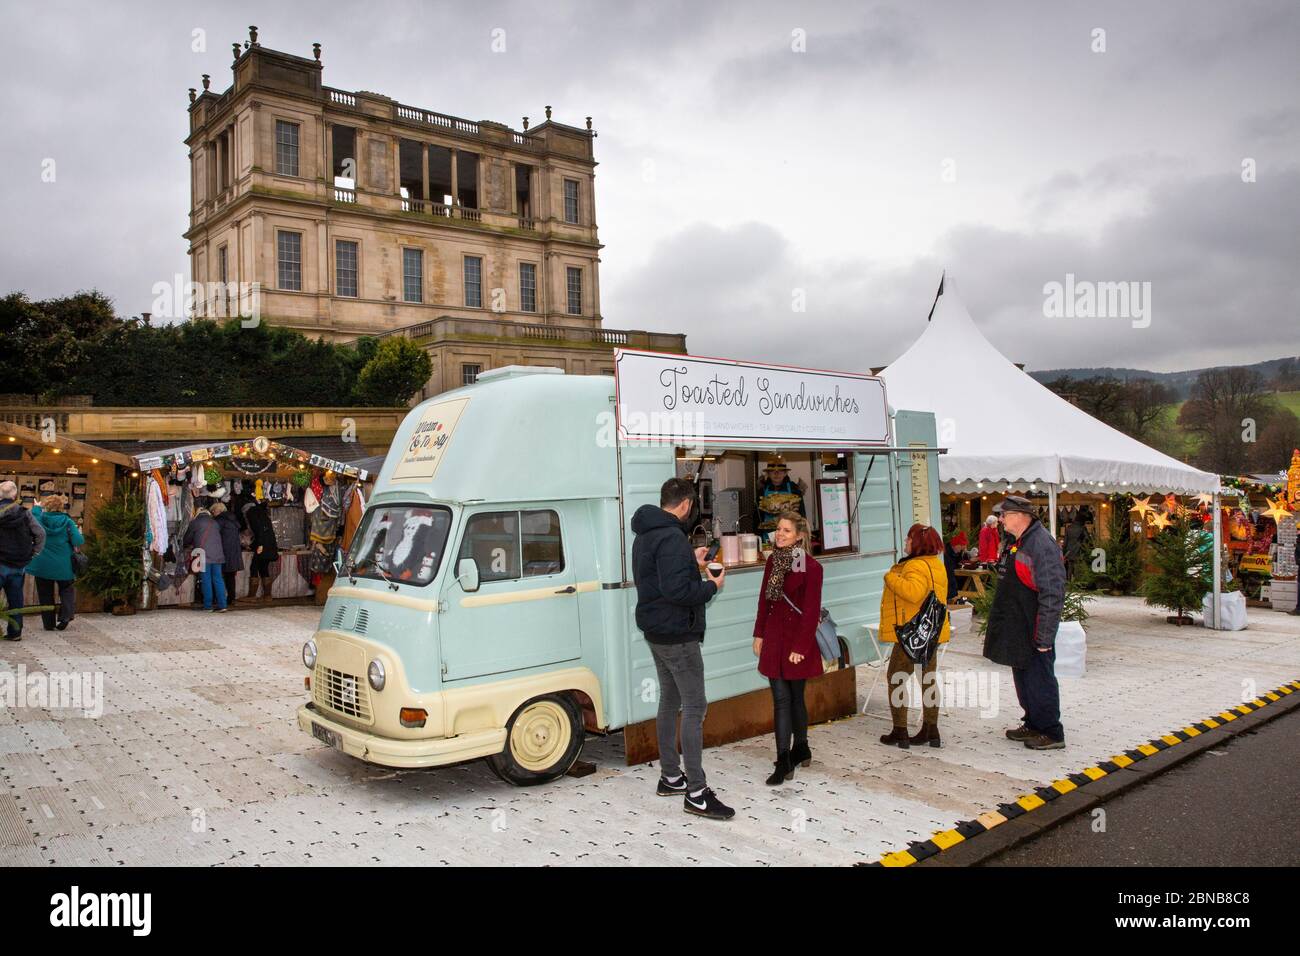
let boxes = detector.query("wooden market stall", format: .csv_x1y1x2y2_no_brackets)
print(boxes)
0,418,133,613
132,437,374,610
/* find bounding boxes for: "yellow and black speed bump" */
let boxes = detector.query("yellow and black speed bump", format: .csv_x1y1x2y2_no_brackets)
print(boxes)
862,678,1300,867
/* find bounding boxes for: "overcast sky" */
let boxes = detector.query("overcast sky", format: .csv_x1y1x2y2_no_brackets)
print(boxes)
2,0,1298,374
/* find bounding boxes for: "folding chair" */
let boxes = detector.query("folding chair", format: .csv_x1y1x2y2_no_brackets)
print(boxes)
861,623,953,719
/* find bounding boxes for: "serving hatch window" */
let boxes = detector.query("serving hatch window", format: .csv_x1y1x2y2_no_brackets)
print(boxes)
674,448,859,560
346,504,453,587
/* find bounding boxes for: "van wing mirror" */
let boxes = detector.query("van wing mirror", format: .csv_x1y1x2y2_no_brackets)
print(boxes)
456,557,480,592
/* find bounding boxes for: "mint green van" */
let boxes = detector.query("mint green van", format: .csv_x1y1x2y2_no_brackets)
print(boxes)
297,361,939,785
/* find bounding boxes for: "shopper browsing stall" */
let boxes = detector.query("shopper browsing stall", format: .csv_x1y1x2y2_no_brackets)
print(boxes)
27,495,81,632
182,500,228,612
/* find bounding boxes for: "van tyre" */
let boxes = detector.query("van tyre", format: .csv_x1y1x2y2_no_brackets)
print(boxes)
487,694,585,786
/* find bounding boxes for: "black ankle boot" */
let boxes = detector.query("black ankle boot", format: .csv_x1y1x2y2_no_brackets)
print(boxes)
909,723,941,748
766,752,794,785
879,727,911,749
790,740,812,768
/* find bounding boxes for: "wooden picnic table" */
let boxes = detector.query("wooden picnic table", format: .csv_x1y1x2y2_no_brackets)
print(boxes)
954,567,992,598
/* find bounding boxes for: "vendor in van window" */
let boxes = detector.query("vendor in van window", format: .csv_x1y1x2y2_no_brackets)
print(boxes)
756,457,805,541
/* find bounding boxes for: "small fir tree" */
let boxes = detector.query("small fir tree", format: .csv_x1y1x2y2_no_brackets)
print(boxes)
79,482,147,609
1142,519,1210,623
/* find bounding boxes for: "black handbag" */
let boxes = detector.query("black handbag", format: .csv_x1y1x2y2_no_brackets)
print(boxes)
895,559,947,666
69,526,89,577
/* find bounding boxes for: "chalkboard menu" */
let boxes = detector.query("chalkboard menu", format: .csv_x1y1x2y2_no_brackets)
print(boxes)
816,479,852,553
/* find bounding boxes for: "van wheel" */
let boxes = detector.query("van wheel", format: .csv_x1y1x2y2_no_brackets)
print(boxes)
487,694,584,786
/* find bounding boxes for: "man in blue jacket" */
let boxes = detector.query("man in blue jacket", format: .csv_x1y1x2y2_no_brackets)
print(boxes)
631,478,731,819
983,495,1068,750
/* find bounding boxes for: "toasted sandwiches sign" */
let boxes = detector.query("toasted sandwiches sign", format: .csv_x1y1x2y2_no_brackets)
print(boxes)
614,349,889,447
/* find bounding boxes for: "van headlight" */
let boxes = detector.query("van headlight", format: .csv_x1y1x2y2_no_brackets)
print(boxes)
368,659,386,691
302,640,317,670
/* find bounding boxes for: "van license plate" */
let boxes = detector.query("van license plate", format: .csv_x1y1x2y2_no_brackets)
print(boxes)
312,723,341,749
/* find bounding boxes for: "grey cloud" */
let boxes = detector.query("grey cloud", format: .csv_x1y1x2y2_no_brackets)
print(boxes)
709,9,927,108
611,163,1300,374
1,0,1298,381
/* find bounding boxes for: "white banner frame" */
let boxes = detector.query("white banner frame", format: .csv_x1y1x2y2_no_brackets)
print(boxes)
613,348,890,448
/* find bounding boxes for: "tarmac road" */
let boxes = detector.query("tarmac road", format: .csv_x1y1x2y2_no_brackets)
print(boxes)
983,707,1300,866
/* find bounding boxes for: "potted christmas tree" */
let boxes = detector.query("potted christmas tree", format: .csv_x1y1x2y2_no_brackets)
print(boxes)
1142,519,1210,625
80,482,147,614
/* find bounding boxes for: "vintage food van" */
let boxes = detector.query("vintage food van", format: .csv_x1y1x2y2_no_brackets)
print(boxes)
297,350,940,785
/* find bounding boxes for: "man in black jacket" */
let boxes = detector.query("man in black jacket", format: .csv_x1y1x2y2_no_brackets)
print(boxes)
0,480,46,641
631,477,732,820
983,495,1068,750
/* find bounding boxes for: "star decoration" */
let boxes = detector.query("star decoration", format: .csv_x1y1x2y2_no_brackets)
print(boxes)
1130,495,1156,518
1195,493,1214,507
1149,510,1173,530
1261,496,1294,523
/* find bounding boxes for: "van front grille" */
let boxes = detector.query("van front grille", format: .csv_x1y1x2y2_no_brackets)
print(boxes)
354,609,369,634
330,605,349,629
313,665,372,723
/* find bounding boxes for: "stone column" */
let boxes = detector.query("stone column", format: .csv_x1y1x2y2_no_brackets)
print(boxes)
450,148,458,206
421,143,429,201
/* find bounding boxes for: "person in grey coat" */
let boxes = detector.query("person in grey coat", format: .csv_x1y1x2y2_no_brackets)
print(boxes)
182,501,227,611
982,495,1068,749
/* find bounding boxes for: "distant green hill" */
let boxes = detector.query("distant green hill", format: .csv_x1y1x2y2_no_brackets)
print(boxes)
1030,356,1299,400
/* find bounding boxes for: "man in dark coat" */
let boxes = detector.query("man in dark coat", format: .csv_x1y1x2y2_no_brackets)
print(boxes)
631,477,731,820
0,480,46,641
211,502,244,608
1063,511,1090,578
240,500,279,604
983,495,1068,750
942,531,967,603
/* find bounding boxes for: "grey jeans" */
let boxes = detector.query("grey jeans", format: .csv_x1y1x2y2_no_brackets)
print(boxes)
648,640,708,792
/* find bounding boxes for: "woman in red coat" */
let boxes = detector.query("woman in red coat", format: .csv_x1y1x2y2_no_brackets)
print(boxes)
752,510,824,786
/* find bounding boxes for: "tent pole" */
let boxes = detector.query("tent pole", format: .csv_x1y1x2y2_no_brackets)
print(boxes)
1210,490,1222,630
1048,484,1058,539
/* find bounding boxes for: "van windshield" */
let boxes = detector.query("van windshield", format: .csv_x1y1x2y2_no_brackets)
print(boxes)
345,505,453,588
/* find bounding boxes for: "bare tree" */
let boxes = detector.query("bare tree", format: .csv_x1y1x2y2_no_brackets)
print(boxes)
1125,378,1173,440
1178,368,1272,474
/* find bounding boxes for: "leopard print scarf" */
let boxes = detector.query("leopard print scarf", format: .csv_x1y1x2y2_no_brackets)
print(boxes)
764,545,801,601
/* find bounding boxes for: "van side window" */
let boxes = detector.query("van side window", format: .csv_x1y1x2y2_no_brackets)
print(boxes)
458,512,521,582
522,510,564,577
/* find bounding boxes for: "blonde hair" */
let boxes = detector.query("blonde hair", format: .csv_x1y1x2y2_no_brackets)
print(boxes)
776,509,812,552
41,494,68,513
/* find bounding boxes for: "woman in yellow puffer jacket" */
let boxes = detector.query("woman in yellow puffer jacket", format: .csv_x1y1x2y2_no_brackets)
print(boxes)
878,523,950,749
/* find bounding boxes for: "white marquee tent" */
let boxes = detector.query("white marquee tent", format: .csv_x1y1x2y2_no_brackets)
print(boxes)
878,278,1225,624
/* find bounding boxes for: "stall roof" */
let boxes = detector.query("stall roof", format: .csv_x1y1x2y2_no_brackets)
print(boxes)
878,278,1219,495
126,438,373,481
0,419,134,467
97,435,376,463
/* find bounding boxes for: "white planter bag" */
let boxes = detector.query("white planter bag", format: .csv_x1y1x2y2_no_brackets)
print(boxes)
1202,591,1248,631
1054,621,1087,678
